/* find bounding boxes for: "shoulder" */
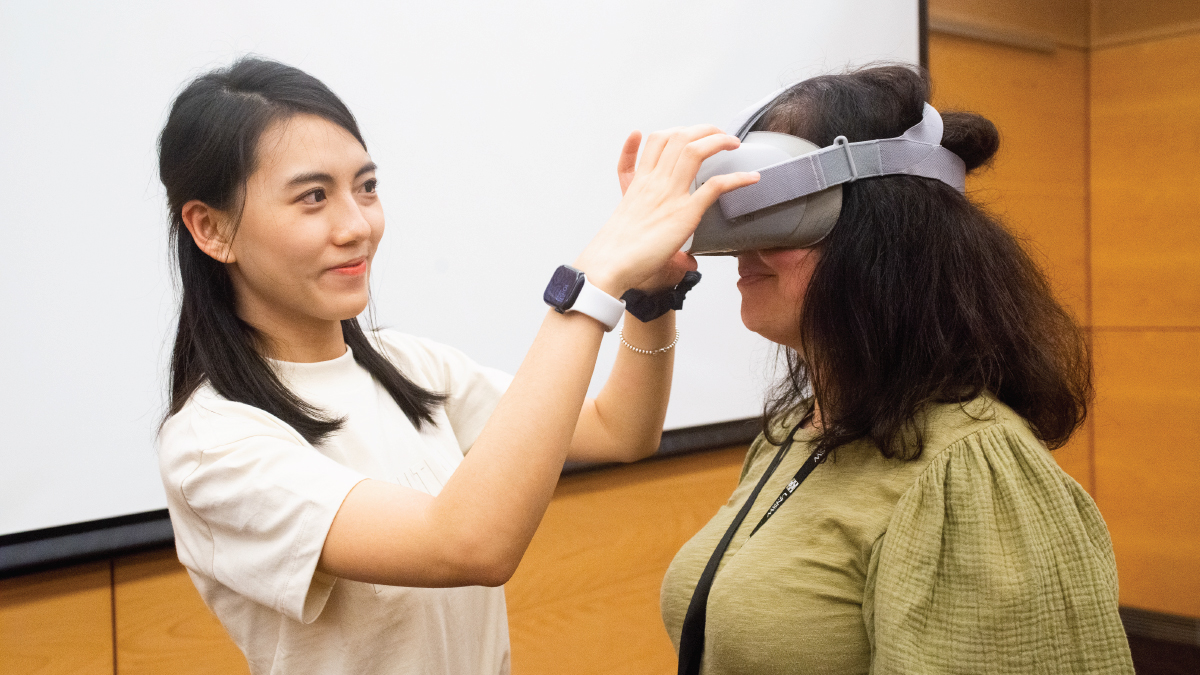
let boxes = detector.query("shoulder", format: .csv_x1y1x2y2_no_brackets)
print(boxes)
891,395,1090,525
370,329,481,384
160,384,308,453
915,395,1042,464
371,328,512,397
158,385,310,478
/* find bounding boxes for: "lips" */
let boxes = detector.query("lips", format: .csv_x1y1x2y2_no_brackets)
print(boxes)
737,256,773,287
329,257,368,276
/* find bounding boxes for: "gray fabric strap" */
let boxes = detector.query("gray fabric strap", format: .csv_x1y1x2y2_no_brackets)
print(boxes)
718,104,967,220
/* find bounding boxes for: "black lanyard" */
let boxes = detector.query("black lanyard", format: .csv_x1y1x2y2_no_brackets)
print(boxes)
676,420,826,675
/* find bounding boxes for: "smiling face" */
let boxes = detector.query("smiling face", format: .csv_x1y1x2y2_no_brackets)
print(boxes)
220,114,384,345
736,248,820,351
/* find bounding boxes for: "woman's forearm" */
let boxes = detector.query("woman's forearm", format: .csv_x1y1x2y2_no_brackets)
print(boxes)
568,310,677,462
320,308,605,587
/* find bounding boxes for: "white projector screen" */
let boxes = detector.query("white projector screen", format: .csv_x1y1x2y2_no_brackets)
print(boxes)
0,0,918,537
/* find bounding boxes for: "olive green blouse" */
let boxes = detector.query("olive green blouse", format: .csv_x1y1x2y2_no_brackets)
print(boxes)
660,397,1133,674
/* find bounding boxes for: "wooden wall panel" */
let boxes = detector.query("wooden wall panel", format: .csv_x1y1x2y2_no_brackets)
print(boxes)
929,0,1090,48
1092,0,1200,48
506,446,746,675
1093,330,1200,617
1091,32,1200,328
1052,416,1093,495
929,33,1092,325
113,550,248,675
0,562,113,675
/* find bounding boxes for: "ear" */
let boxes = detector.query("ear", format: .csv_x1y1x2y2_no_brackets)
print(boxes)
180,200,236,263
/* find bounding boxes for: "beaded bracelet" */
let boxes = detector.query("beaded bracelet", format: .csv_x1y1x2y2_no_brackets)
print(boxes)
620,328,680,355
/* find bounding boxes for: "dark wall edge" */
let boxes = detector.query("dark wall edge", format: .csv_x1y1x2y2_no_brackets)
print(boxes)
1120,607,1200,646
0,418,762,579
563,416,761,476
919,0,929,70
0,510,173,579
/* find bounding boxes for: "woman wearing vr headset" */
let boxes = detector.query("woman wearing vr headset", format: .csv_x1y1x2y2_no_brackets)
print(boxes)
661,66,1133,674
154,57,756,674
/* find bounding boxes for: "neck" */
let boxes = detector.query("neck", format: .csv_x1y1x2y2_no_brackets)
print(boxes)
260,321,348,363
804,399,824,430
237,303,347,363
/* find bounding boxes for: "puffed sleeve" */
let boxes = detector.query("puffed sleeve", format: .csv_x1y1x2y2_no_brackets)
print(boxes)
862,423,1134,674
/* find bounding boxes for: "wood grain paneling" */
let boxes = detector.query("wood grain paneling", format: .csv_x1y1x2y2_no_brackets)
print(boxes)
506,446,746,675
0,562,113,675
929,33,1092,324
1091,32,1200,328
929,0,1090,48
1093,0,1200,48
113,550,248,675
1094,330,1200,617
1053,414,1093,495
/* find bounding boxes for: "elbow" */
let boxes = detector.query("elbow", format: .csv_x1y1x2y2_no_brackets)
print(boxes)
465,554,519,587
474,561,517,588
623,434,662,463
442,538,521,587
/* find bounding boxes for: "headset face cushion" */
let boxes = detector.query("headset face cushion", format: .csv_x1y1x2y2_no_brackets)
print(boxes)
688,132,842,255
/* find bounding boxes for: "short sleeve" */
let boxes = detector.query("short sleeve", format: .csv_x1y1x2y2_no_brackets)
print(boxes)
159,392,367,624
374,331,512,454
862,423,1134,674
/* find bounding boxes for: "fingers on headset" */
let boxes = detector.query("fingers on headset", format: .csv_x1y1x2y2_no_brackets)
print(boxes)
671,132,741,182
656,125,727,175
691,171,760,208
637,127,683,175
670,250,700,273
617,131,641,176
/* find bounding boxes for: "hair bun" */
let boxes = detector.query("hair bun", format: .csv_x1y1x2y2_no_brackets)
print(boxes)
939,111,999,172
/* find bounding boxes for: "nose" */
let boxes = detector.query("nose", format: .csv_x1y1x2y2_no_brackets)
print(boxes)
331,192,373,246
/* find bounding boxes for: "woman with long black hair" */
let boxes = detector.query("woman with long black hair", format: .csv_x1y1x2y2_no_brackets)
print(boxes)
661,65,1134,674
156,56,757,674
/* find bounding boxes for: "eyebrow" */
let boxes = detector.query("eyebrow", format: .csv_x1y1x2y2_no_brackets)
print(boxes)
285,162,377,188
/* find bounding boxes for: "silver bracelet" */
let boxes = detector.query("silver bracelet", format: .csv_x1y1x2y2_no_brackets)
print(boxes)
620,328,680,355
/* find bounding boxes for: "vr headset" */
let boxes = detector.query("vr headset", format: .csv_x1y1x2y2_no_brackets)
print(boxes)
686,87,968,255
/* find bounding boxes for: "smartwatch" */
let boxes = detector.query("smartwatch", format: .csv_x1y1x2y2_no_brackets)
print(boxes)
543,265,626,332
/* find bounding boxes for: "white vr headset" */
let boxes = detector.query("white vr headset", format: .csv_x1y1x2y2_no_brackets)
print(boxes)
686,87,968,255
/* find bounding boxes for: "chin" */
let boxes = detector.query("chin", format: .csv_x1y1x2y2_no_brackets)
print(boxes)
740,308,799,349
316,295,370,323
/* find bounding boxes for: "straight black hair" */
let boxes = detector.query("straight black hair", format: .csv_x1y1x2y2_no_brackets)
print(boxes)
756,65,1091,459
159,56,445,444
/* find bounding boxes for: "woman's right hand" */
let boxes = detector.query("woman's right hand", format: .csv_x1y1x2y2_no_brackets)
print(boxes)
573,126,759,297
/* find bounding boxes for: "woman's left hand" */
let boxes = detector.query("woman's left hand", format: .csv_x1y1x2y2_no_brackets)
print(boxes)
616,131,699,293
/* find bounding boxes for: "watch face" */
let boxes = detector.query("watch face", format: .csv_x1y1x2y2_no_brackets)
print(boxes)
543,265,585,311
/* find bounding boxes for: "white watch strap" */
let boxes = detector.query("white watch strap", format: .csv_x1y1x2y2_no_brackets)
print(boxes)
570,277,626,332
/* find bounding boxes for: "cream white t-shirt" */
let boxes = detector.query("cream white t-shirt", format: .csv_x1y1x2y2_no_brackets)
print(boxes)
158,330,513,675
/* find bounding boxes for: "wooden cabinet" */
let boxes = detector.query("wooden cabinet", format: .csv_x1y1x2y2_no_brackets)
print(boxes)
113,551,248,675
0,562,112,675
506,447,745,675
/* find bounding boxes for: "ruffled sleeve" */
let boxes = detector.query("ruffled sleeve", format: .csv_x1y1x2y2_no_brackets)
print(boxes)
862,422,1134,674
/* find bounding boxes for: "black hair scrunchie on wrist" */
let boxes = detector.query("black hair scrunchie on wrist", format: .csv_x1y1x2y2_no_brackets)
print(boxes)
620,271,702,323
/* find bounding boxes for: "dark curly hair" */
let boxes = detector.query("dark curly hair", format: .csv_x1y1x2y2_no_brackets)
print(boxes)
758,65,1091,460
